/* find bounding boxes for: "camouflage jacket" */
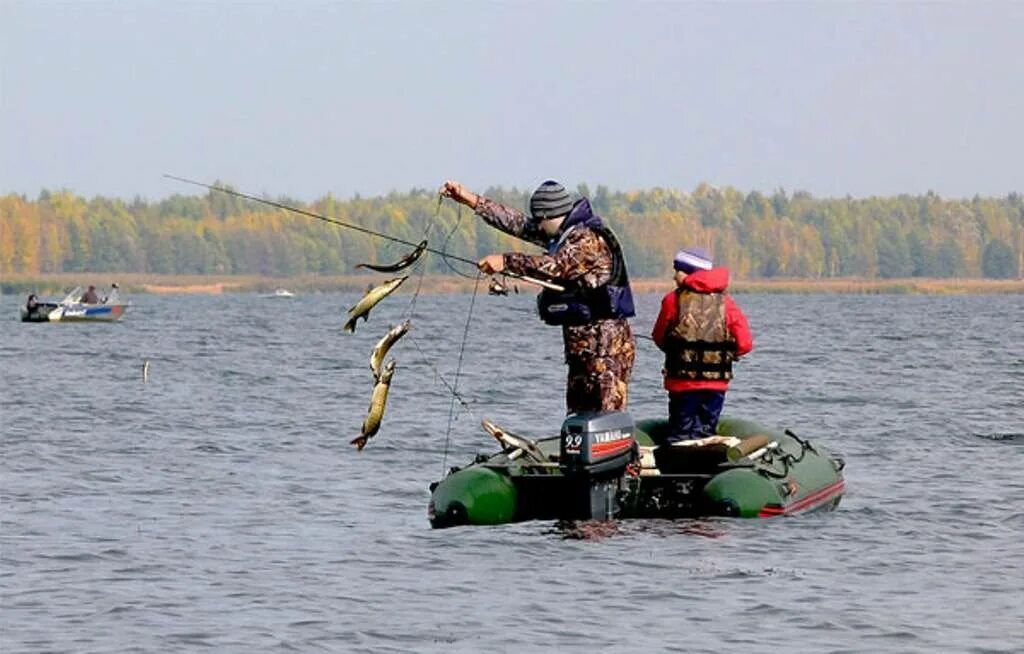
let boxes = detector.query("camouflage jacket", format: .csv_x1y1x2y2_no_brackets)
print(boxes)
474,196,615,291
475,196,632,361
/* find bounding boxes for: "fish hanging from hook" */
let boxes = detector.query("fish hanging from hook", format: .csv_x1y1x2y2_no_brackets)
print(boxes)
370,320,411,381
352,359,396,451
344,276,408,333
356,240,428,273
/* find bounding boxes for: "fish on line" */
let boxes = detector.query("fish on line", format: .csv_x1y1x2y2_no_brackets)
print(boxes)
352,360,397,451
344,276,408,333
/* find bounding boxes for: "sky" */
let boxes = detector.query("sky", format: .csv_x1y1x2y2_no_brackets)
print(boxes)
2,1,1022,202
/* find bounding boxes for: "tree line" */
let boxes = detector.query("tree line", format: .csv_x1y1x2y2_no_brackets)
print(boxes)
2,184,1022,279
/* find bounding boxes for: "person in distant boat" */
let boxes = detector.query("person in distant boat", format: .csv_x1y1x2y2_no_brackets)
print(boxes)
441,179,636,414
651,247,753,445
103,283,120,304
25,294,40,317
81,285,100,304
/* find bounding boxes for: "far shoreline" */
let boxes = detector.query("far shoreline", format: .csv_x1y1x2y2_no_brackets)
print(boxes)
3,273,1023,296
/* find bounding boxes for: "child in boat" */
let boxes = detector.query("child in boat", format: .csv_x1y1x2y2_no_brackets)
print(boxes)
650,247,753,445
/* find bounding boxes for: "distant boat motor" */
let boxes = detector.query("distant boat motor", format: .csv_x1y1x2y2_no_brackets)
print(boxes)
558,411,638,521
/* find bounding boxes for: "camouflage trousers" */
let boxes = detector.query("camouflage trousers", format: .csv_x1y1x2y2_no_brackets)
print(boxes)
563,319,636,414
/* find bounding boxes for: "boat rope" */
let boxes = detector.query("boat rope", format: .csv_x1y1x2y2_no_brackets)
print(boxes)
752,431,818,480
441,272,483,474
785,429,817,456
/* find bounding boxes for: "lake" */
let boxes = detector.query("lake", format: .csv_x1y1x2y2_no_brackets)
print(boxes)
1,288,1022,653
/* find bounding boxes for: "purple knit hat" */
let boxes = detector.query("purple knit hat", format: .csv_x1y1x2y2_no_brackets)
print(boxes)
673,247,713,273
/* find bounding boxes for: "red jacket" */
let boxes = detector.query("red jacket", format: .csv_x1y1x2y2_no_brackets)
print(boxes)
651,268,753,392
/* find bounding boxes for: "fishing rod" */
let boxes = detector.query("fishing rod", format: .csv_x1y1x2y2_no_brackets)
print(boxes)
163,174,564,292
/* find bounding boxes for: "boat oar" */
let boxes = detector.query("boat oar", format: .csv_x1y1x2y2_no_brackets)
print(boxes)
727,435,772,462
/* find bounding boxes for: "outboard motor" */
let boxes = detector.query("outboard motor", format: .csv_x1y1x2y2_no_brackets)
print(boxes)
559,411,637,520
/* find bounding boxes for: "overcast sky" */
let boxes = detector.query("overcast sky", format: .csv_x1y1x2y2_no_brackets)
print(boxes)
2,1,1022,201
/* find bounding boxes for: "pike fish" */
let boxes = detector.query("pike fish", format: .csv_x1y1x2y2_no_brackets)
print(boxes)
481,419,548,463
352,359,396,451
344,275,408,333
355,240,428,273
370,320,411,381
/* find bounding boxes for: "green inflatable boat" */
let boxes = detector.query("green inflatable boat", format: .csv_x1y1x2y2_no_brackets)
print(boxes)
429,412,845,528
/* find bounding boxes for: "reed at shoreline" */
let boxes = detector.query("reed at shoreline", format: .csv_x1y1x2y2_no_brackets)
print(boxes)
3,273,1022,296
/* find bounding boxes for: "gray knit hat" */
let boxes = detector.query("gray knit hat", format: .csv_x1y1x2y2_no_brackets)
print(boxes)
529,180,573,221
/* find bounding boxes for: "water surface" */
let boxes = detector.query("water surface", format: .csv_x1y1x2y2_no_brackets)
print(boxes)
2,290,1022,653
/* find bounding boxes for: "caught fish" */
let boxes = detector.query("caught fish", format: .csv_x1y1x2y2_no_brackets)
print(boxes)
355,240,428,273
481,419,548,463
370,320,411,381
344,276,408,333
352,360,396,451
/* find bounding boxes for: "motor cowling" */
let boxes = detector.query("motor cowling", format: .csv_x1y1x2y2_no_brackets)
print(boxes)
560,411,637,475
559,411,637,520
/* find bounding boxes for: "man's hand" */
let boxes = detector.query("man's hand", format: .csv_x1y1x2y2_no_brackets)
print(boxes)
440,180,479,209
477,254,505,274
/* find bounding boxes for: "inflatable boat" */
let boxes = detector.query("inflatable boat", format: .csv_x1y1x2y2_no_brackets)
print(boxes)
429,412,845,528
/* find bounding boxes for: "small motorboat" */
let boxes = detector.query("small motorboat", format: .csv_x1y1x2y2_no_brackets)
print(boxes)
20,286,128,323
428,412,845,528
264,288,296,298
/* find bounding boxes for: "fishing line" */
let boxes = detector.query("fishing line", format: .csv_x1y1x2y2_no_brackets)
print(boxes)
166,174,481,271
404,194,443,318
442,272,483,473
405,332,478,415
400,198,480,427
164,175,563,291
438,205,482,280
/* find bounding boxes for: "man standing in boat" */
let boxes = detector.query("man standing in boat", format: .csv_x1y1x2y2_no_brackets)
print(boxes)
651,247,753,444
441,179,636,414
